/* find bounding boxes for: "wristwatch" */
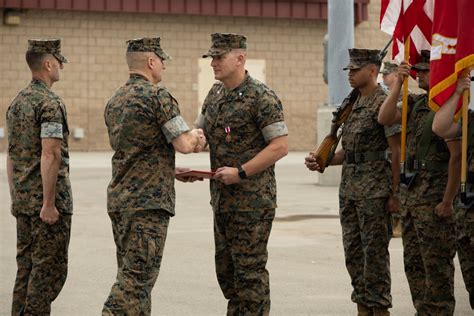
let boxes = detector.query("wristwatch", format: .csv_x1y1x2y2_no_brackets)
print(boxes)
237,165,247,180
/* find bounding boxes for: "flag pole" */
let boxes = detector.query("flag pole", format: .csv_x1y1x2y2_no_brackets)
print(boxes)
461,69,471,196
400,40,410,175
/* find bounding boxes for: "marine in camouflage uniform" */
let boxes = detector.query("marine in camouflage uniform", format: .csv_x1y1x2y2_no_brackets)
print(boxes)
337,49,400,315
431,75,474,310
380,61,403,238
195,33,288,316
379,50,458,315
102,37,203,316
306,50,400,315
6,39,72,315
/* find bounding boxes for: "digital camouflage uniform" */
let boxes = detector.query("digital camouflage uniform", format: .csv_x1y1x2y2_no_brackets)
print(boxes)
340,49,400,313
455,110,474,309
102,37,189,316
196,33,288,316
397,51,456,316
6,39,72,316
399,92,456,316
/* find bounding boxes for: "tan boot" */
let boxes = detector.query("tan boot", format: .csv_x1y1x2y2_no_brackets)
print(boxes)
357,304,373,316
373,307,390,316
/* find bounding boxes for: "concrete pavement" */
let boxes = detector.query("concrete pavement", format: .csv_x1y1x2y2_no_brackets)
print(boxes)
0,152,471,315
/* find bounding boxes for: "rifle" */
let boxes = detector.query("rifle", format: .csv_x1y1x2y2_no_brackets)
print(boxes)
311,89,359,172
311,39,393,173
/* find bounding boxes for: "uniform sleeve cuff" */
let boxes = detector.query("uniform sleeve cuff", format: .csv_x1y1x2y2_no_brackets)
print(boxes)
262,121,288,142
384,124,401,138
40,122,63,139
162,115,190,143
194,113,205,129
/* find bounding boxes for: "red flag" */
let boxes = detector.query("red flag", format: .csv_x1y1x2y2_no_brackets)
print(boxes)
454,0,474,78
429,0,474,116
380,0,433,66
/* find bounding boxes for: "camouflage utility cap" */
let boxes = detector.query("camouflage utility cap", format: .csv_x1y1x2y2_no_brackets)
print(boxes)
202,33,247,58
412,50,430,71
381,61,398,74
343,48,381,70
127,37,171,60
28,38,68,63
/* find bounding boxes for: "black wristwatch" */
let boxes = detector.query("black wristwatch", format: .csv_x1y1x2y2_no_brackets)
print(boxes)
237,165,247,180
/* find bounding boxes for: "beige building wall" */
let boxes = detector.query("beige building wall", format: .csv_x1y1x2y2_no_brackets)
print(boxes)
0,2,387,152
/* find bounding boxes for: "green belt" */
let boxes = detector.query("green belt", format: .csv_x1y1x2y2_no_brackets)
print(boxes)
345,151,387,164
405,159,448,172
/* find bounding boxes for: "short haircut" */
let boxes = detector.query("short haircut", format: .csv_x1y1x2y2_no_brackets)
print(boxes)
231,48,247,56
372,62,382,72
25,51,47,71
364,62,381,73
126,51,156,69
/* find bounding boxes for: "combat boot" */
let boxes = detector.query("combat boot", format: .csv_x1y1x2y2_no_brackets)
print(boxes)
357,303,373,316
373,307,390,316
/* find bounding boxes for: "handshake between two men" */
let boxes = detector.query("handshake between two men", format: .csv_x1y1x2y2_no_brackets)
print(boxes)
174,128,243,185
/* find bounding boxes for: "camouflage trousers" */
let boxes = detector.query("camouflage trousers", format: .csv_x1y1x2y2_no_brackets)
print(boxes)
214,209,275,316
455,206,474,309
339,196,392,309
102,209,170,316
12,213,71,316
401,204,456,315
